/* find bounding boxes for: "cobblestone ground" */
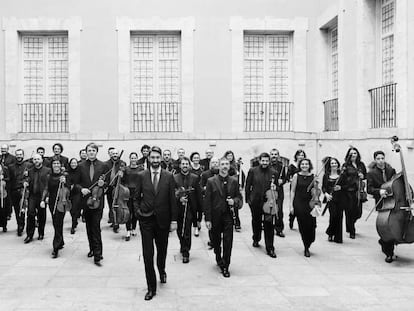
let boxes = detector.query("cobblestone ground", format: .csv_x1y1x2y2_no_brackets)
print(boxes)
0,194,414,311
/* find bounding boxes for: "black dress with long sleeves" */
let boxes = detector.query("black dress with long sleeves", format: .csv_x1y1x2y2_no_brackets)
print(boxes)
322,174,344,243
340,162,367,236
293,174,316,249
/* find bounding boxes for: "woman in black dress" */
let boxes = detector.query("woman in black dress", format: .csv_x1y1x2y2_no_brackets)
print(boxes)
121,152,142,241
341,147,367,239
322,157,344,243
287,149,306,230
290,158,316,257
68,158,82,234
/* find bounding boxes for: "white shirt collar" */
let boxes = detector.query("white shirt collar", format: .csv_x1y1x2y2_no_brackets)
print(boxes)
150,166,161,174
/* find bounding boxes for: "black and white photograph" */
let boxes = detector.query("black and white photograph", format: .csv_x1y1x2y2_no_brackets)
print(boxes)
0,0,413,310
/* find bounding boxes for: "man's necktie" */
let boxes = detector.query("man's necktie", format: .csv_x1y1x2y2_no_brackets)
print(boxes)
153,171,159,192
382,168,387,183
89,162,94,181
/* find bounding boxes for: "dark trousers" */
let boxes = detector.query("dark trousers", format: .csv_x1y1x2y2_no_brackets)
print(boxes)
139,215,169,292
177,204,192,256
326,201,343,242
126,198,137,231
11,190,25,232
344,191,362,235
249,203,274,251
106,187,114,223
0,196,11,228
378,239,394,257
70,194,82,229
211,212,233,268
234,207,241,228
275,198,284,233
26,195,46,237
84,206,103,261
192,205,203,227
52,210,65,251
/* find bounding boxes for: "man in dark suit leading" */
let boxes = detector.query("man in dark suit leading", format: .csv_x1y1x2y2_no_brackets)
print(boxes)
134,146,177,301
204,157,242,278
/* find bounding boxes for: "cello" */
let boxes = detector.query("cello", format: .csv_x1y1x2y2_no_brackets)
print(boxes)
376,136,414,244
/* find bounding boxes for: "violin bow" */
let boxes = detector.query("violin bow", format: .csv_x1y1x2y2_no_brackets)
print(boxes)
307,157,330,192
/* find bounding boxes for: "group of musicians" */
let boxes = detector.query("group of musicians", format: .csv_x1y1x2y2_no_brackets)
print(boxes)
0,142,404,300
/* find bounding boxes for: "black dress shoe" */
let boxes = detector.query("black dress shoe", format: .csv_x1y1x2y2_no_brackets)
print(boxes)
267,250,277,258
87,251,94,257
252,241,260,247
17,230,23,237
144,290,156,301
24,236,33,244
350,233,355,239
2,227,7,232
94,260,102,267
125,236,130,241
70,228,75,234
160,273,167,284
276,231,285,238
38,235,44,240
385,255,394,263
52,250,58,258
222,268,230,278
304,248,311,257
182,256,189,264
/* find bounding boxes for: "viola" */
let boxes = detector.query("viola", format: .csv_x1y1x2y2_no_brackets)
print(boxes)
309,179,322,217
263,176,278,224
376,136,414,244
53,171,72,215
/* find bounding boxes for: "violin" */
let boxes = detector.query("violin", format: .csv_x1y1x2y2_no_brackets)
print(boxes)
87,175,105,210
53,169,71,215
376,136,414,244
263,176,278,224
112,164,130,225
0,165,7,209
309,179,322,217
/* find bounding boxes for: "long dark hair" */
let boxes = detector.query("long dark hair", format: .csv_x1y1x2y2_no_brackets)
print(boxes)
324,157,340,174
224,150,236,165
344,147,361,165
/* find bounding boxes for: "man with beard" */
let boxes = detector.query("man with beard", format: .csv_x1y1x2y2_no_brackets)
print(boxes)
269,148,287,238
173,157,202,263
78,143,109,266
204,157,242,278
245,152,278,258
134,146,177,301
105,148,126,232
161,149,175,172
8,149,32,236
201,157,219,248
24,154,51,243
172,148,186,173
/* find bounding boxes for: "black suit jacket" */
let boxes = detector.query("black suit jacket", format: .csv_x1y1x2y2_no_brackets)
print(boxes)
77,159,109,209
367,163,396,204
134,169,178,229
245,166,277,205
173,172,202,216
204,175,242,222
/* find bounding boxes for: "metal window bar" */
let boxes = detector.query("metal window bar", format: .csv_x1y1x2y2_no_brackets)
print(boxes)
131,102,181,132
19,103,68,133
323,98,339,131
369,83,396,128
244,101,293,132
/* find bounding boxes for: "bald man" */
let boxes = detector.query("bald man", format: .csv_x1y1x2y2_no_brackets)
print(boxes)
24,154,51,243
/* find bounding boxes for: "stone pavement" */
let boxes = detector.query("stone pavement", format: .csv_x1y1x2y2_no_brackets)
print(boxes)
1,197,414,311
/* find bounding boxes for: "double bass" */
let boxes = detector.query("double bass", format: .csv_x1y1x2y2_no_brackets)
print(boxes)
376,136,414,244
